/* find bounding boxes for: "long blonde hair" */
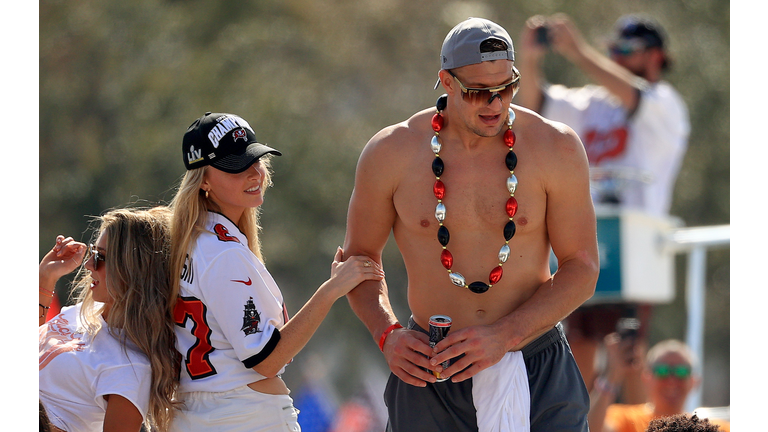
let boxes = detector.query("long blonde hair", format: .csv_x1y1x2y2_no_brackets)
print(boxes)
71,206,179,431
168,159,273,301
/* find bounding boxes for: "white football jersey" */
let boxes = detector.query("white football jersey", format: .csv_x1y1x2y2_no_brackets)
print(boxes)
173,212,289,393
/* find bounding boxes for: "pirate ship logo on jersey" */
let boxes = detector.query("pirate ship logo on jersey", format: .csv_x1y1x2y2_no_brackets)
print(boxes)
241,297,262,336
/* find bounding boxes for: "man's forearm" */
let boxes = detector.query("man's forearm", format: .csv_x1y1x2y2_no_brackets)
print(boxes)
568,44,641,110
496,253,598,351
346,279,400,343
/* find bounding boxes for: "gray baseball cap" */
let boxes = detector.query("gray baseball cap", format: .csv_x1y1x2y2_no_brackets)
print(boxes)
435,17,515,89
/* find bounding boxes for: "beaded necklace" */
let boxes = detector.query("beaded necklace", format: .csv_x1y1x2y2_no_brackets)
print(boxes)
430,94,518,294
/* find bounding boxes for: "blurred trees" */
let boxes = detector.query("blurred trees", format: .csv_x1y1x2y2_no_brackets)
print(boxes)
40,0,729,406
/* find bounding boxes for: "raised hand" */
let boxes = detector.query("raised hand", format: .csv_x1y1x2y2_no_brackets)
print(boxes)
40,235,87,288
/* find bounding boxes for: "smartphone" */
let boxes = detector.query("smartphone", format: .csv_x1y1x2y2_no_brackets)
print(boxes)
616,317,640,342
535,26,550,46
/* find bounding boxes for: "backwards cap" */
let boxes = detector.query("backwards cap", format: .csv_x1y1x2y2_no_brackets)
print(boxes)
434,17,515,89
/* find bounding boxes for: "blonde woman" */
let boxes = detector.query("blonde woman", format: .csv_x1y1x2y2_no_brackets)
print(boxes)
39,207,179,431
168,112,384,431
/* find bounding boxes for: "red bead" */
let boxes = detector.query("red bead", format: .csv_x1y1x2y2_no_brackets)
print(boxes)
489,266,503,284
433,180,446,200
506,197,518,218
504,129,516,148
440,249,453,269
431,113,444,132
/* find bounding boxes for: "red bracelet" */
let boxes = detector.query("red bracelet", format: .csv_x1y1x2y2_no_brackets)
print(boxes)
39,287,55,297
378,323,403,352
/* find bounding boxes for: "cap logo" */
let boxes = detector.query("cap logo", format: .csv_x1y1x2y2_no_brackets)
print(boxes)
232,128,247,142
207,116,253,148
187,145,203,165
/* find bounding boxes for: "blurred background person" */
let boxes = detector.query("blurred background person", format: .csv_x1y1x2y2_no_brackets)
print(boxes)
516,13,691,403
587,338,729,432
39,207,179,432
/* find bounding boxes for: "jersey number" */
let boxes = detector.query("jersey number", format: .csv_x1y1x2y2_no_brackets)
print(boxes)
173,296,217,379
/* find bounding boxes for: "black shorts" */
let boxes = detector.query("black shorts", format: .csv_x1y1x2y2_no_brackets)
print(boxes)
384,320,589,432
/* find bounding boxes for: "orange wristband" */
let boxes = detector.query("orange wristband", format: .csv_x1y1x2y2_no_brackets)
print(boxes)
378,323,403,352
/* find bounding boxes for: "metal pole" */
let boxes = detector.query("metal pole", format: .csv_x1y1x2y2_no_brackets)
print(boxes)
685,246,707,412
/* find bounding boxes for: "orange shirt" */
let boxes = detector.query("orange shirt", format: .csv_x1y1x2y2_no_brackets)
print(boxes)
605,404,730,432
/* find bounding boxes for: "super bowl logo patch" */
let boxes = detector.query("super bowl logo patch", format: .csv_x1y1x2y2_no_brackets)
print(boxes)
241,297,262,336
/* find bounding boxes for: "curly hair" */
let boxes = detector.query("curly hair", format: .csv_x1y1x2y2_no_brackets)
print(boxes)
646,414,721,432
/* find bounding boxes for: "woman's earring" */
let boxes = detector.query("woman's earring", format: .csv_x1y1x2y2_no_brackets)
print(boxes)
203,189,209,199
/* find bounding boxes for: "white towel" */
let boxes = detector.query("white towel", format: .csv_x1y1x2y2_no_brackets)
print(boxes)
472,351,530,432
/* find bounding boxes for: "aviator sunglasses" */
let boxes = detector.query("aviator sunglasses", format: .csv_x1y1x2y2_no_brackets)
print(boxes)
448,67,521,105
86,243,107,271
651,363,692,380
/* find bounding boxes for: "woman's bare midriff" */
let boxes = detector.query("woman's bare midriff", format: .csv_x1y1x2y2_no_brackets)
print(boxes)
247,376,290,395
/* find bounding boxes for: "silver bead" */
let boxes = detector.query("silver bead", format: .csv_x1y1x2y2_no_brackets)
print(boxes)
435,203,446,222
449,272,466,287
499,244,511,263
431,135,441,154
507,174,518,194
507,108,516,126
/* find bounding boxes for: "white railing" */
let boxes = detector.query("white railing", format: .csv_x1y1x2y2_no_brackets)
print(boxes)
663,224,730,411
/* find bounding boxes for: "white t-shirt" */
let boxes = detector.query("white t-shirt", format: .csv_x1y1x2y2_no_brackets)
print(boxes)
39,304,152,431
542,81,690,217
173,211,289,393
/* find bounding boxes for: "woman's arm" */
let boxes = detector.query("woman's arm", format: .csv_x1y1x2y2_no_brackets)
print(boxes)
102,394,144,432
251,249,384,377
39,236,86,325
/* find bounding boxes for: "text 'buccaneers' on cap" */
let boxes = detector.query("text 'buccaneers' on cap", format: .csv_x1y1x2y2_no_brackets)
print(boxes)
182,112,282,174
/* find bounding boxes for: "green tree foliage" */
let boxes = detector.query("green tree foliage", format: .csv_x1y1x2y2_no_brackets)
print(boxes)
40,0,729,405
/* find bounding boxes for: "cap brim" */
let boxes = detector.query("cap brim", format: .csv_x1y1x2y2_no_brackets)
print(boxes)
210,143,282,174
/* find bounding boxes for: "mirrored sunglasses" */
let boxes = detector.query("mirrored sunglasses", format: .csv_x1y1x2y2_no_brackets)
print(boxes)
448,68,521,106
651,363,692,379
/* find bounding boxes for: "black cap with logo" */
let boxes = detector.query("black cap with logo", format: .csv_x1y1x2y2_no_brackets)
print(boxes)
182,112,281,173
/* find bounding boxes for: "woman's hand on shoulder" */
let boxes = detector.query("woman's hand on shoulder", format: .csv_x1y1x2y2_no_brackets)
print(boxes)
39,235,87,287
323,247,384,300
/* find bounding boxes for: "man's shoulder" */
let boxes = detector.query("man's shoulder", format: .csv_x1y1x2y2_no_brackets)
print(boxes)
363,107,432,158
513,104,582,147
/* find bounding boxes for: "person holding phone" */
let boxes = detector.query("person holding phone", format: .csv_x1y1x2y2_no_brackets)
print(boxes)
587,339,730,432
515,13,690,401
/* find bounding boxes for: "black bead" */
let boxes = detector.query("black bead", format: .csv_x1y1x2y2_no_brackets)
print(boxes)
506,151,518,171
432,157,444,177
436,94,448,112
468,281,490,294
437,226,450,246
504,220,516,241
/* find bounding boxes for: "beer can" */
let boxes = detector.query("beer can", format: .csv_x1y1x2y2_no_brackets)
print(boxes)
428,315,452,382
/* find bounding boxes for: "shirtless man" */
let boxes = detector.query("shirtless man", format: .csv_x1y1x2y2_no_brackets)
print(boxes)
343,17,599,431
